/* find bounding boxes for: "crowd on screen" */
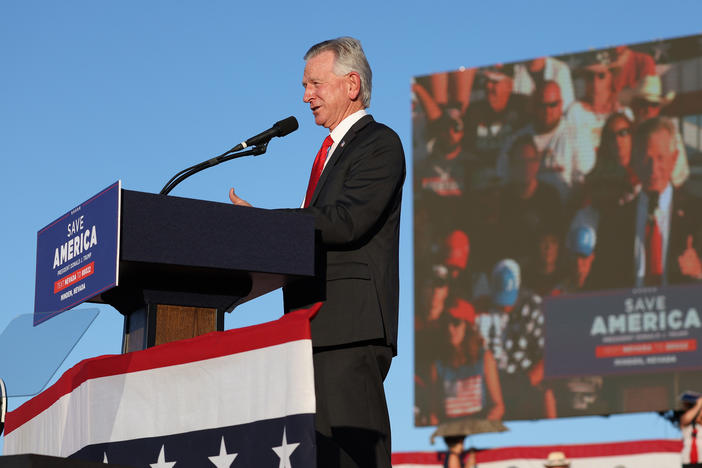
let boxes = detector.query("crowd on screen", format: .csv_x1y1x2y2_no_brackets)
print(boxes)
413,44,702,426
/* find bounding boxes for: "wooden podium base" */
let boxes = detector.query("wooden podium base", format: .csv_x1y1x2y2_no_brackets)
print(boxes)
122,304,223,353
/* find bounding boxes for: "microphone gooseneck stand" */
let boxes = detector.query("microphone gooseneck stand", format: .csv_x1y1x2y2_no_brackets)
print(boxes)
159,142,268,196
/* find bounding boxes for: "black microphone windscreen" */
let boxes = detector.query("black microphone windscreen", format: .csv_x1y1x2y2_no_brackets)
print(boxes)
276,116,299,137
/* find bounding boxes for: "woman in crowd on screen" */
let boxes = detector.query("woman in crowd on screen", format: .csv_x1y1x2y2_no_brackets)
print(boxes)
429,302,504,425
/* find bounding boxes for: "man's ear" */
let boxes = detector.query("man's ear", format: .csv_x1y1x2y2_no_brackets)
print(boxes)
347,72,361,101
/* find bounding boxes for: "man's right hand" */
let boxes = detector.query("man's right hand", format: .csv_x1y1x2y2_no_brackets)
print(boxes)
229,188,252,207
678,235,702,280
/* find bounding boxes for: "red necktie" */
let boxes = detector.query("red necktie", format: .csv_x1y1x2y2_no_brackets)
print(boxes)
691,424,699,464
303,135,334,208
645,217,663,285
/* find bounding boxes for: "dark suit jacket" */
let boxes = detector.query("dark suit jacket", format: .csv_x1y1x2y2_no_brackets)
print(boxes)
283,115,406,354
590,187,702,290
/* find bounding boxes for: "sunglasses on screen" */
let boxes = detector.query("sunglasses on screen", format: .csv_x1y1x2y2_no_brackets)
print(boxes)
635,99,661,108
586,71,608,80
538,100,561,108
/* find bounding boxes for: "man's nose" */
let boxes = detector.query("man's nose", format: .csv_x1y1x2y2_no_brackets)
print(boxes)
303,87,312,103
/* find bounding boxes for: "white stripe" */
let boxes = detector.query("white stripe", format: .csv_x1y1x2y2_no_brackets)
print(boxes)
478,453,680,468
4,339,315,457
392,453,680,468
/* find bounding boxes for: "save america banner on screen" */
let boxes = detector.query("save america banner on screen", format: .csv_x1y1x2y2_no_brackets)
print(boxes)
413,33,702,425
545,284,702,378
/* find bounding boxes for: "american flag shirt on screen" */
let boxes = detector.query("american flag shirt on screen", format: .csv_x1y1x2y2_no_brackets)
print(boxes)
435,356,486,418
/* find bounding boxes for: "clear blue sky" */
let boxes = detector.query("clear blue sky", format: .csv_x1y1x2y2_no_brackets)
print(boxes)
1,0,700,455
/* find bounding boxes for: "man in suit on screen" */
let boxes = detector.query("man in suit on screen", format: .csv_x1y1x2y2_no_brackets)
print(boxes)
590,116,702,289
229,37,405,468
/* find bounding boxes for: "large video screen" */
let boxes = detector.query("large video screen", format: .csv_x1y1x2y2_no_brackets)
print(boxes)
413,34,702,425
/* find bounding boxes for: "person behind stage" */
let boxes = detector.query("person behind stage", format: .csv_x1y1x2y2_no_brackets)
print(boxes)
543,451,571,468
566,49,632,151
228,37,405,468
553,224,598,295
462,64,527,177
428,301,504,425
497,80,595,204
513,56,576,112
415,229,476,427
497,135,562,271
680,392,702,468
413,74,473,242
611,45,656,94
630,74,690,188
474,259,554,419
568,112,639,253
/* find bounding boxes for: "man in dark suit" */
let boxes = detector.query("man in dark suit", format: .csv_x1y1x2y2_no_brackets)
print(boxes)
229,37,405,468
590,117,702,290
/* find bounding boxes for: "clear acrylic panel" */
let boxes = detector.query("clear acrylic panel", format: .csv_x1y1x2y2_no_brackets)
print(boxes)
0,308,99,397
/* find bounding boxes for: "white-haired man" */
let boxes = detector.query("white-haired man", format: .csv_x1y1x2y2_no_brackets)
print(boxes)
590,117,702,289
230,37,405,468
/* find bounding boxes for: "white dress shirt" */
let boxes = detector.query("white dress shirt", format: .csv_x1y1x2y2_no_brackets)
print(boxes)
300,109,367,207
325,109,367,171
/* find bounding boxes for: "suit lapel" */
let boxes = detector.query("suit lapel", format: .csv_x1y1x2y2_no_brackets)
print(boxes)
667,188,686,277
309,114,374,207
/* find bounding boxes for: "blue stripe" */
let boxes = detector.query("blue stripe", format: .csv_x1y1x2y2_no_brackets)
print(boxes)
70,413,316,468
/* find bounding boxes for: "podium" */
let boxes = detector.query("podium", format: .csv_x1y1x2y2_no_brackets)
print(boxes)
92,189,315,352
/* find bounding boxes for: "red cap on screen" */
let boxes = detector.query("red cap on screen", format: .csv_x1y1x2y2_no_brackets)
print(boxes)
444,230,470,270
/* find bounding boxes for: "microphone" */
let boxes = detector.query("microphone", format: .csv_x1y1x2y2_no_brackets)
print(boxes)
234,116,299,151
159,116,298,195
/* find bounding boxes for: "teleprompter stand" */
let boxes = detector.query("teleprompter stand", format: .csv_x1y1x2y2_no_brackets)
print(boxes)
93,189,314,353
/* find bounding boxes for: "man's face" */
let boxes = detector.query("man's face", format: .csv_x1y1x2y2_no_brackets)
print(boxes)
448,319,466,348
529,57,546,73
585,69,612,102
609,117,632,167
485,77,512,113
433,107,464,154
633,98,661,122
539,234,560,268
534,82,562,132
574,254,595,288
636,129,677,193
446,107,464,145
302,50,356,130
509,142,540,186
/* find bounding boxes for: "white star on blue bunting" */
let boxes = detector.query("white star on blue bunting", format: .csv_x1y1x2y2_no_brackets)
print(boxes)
208,436,238,467
150,445,177,468
272,427,300,468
